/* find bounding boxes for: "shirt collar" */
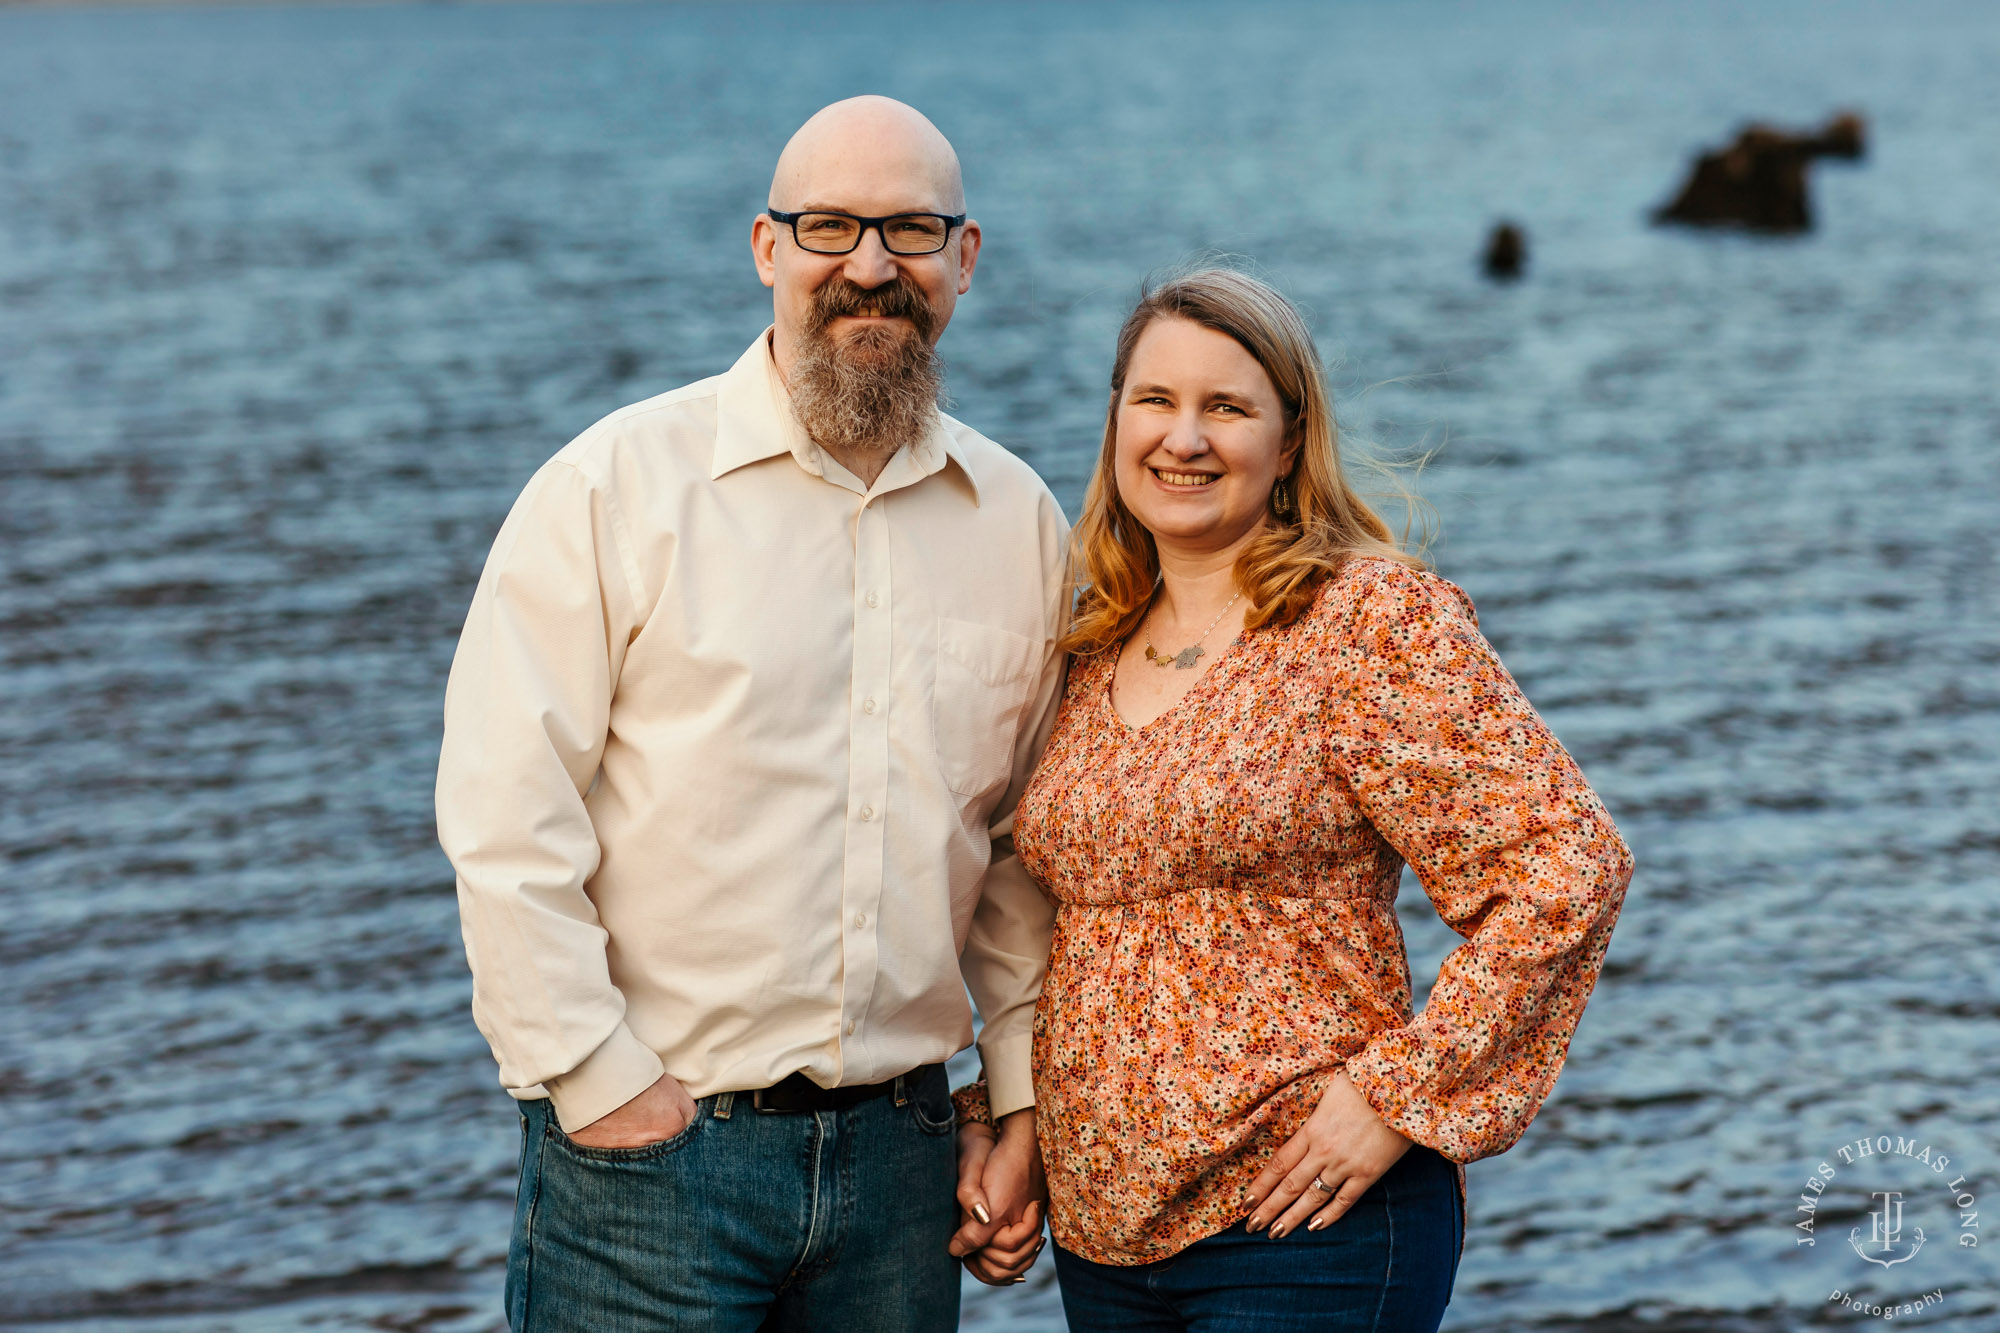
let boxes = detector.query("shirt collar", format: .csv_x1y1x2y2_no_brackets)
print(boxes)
711,328,982,506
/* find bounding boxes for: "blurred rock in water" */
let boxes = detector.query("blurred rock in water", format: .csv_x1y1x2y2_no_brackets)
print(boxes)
1814,110,1868,159
1483,221,1527,279
1653,112,1868,233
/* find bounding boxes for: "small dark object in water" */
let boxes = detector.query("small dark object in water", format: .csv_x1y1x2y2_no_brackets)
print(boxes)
1814,112,1867,160
1483,222,1526,279
1653,112,1867,234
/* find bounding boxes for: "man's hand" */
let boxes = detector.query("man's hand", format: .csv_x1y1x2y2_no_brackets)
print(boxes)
1243,1070,1412,1238
949,1108,1047,1284
564,1073,697,1149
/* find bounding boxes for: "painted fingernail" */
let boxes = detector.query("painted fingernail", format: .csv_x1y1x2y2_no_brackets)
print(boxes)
974,1204,990,1224
1012,1276,1027,1284
1269,1223,1287,1240
1308,1218,1327,1232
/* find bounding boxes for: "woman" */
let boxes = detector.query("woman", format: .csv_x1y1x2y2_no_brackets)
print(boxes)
952,268,1634,1330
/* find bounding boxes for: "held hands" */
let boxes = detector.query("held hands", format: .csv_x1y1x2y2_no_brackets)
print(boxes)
949,1108,1048,1284
564,1073,697,1149
1243,1070,1413,1238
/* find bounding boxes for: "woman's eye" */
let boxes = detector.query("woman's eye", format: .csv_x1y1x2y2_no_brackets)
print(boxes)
1213,403,1244,415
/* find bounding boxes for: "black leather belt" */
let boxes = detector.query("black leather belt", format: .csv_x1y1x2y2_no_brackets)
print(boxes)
749,1064,937,1113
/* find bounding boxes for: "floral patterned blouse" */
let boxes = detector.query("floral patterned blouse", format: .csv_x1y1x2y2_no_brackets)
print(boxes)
954,556,1634,1266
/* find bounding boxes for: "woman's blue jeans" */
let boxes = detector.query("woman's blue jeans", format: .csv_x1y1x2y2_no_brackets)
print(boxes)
504,1065,961,1332
1051,1143,1463,1332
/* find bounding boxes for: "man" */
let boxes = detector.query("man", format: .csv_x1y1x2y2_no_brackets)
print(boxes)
436,97,1060,1329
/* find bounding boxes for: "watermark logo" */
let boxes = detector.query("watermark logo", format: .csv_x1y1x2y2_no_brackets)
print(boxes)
1852,1190,1922,1268
1792,1132,1978,1320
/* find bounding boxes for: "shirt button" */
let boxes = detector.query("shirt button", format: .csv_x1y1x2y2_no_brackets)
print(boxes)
854,912,868,929
865,590,880,608
862,697,877,715
845,1021,857,1036
860,804,875,822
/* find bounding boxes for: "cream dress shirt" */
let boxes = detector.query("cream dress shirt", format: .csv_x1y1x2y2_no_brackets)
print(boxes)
437,331,1067,1132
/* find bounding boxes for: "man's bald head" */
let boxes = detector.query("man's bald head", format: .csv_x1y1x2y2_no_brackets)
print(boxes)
769,96,964,215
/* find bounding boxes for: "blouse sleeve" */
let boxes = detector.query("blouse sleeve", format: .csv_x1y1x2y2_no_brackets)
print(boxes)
1326,562,1634,1164
952,1077,994,1129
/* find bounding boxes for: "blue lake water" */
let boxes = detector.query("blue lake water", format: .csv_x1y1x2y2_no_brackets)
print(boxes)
2,1,1998,1328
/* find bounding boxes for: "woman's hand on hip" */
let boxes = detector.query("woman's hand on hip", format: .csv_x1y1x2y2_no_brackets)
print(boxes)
1243,1070,1413,1239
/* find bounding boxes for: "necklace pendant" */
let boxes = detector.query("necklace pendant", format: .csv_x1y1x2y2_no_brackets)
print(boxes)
1172,645,1204,669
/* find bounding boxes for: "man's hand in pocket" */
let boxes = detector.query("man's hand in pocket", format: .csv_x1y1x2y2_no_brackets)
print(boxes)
566,1073,697,1149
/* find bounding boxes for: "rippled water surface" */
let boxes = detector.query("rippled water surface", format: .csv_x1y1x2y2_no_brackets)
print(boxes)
3,1,1998,1328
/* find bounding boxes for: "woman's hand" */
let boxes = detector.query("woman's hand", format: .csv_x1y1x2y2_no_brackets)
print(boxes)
959,1198,1046,1285
950,1113,1048,1284
1243,1070,1412,1238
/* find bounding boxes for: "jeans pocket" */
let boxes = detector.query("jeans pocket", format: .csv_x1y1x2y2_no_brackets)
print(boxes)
909,1072,956,1136
544,1100,706,1163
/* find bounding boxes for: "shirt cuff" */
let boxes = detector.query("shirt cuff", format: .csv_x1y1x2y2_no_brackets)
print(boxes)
542,1023,666,1134
977,1028,1035,1121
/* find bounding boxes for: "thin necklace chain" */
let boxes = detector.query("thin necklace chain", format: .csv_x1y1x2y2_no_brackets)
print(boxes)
1143,588,1243,670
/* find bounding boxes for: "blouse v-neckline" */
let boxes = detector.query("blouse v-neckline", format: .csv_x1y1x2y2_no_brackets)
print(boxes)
1102,630,1248,734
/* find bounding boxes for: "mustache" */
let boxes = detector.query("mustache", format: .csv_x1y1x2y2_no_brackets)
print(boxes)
805,276,938,341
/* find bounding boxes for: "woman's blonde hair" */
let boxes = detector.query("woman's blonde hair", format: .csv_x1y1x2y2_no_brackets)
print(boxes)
1062,266,1427,656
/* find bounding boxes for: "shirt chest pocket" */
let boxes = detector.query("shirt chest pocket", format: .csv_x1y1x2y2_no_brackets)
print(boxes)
933,617,1043,800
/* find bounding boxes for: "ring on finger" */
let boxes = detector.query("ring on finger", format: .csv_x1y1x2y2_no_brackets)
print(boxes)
1307,1176,1335,1195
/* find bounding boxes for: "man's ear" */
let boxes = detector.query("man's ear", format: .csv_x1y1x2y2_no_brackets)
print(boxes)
752,214,779,290
955,219,982,296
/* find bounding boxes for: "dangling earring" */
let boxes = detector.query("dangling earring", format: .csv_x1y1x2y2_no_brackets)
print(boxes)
1272,473,1297,521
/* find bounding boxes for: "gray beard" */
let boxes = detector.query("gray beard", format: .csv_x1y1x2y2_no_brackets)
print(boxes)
787,323,946,464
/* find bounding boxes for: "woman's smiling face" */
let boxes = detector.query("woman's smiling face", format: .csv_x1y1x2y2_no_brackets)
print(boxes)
1113,316,1295,557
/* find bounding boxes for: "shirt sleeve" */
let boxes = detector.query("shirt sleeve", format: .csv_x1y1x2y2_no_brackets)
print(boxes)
957,494,1068,1121
435,458,665,1133
1328,562,1634,1164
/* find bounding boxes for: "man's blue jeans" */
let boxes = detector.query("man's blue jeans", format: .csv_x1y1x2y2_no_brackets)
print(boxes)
1050,1142,1463,1332
505,1065,960,1331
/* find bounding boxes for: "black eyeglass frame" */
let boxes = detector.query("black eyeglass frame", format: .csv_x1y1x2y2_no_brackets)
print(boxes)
765,208,968,256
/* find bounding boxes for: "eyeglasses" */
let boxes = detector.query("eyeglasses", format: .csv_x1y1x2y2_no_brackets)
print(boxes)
766,209,966,256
